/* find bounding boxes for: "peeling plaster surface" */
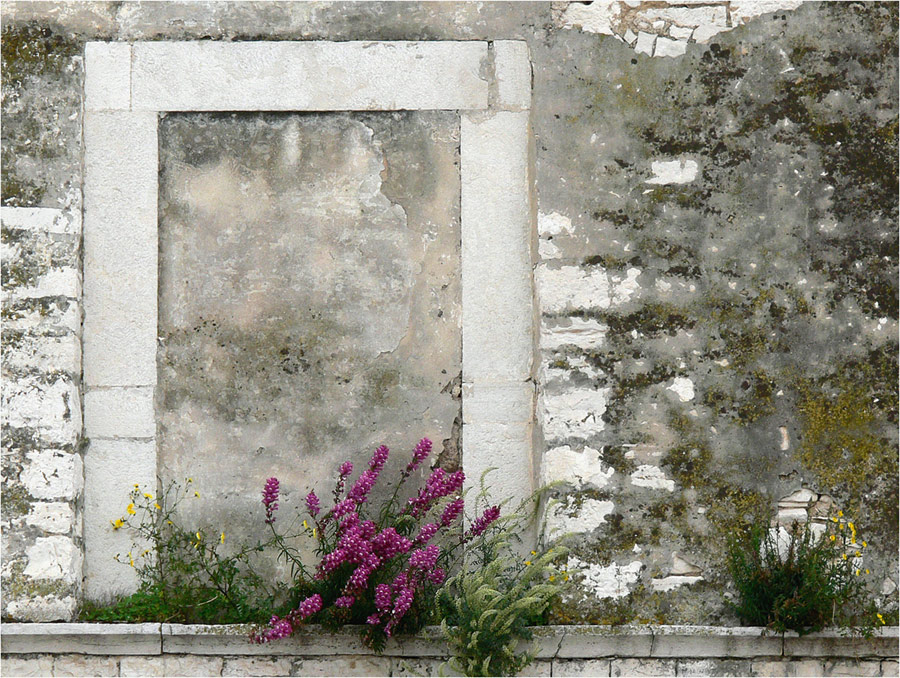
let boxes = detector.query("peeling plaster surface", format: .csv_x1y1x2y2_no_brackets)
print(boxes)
1,0,897,625
157,112,461,552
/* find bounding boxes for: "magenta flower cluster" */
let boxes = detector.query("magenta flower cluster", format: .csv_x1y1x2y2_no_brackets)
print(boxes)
262,477,279,525
253,437,484,646
407,468,465,518
465,505,501,540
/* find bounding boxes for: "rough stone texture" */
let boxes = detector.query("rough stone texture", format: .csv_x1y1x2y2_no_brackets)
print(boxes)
610,657,677,676
222,656,293,676
535,1,899,625
156,111,461,564
52,654,119,677
290,655,392,677
2,656,55,677
1,0,897,628
553,658,612,676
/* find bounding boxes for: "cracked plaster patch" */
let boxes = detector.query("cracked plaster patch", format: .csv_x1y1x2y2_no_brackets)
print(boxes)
562,1,805,58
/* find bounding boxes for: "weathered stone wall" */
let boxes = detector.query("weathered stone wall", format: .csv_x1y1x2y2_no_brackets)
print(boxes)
1,0,897,626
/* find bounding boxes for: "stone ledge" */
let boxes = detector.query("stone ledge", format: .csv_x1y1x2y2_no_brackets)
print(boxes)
3,624,896,660
1,623,162,655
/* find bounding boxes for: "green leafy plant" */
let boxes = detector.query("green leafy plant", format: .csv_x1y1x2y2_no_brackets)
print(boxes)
436,478,569,677
81,479,282,624
726,509,881,635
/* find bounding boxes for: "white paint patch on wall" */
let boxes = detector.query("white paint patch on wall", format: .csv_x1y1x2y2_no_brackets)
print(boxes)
611,267,642,305
562,1,804,57
568,555,644,599
537,265,610,312
538,211,574,237
630,464,675,492
542,445,614,489
546,497,615,538
668,377,695,402
646,158,699,185
541,317,608,351
541,387,610,440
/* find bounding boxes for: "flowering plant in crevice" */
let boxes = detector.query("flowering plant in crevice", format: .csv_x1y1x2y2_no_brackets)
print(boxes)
250,437,502,651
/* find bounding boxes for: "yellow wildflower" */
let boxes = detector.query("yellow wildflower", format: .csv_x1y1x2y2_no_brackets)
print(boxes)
862,541,867,548
128,552,134,567
564,575,570,581
866,569,871,575
142,549,150,556
549,575,556,582
126,503,136,515
143,493,153,499
839,523,844,530
134,483,140,488
524,560,532,566
194,491,200,498
829,535,836,542
838,510,843,517
196,532,201,541
303,520,308,529
154,503,161,510
187,477,193,483
220,532,225,544
313,528,317,539
842,553,848,560
110,518,124,530
877,613,885,625
531,551,537,556
848,522,855,531
167,520,173,525
856,569,861,576
856,551,861,557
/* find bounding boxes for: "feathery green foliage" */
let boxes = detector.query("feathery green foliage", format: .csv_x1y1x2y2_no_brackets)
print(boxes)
436,473,568,676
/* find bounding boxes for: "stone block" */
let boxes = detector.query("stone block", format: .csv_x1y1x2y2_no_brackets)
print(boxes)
752,660,825,677
3,377,81,445
654,37,688,58
1,623,161,654
19,450,83,501
83,439,156,600
26,502,76,534
460,110,534,384
54,654,119,677
120,656,167,677
823,660,883,677
1,207,79,235
163,624,368,656
553,659,611,676
2,656,54,677
290,655,392,676
164,654,225,676
2,333,81,376
493,41,531,110
557,626,654,658
83,110,158,388
462,382,534,424
3,595,78,622
611,658,677,676
784,628,899,659
84,386,155,439
677,658,753,676
462,421,534,515
23,536,81,583
133,41,488,111
222,656,293,676
84,42,132,111
883,661,900,677
651,625,782,658
519,660,552,676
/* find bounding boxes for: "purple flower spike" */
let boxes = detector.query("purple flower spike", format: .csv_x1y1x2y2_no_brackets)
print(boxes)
339,461,353,478
262,478,280,524
415,522,439,545
409,543,440,570
297,594,323,619
334,595,355,608
440,498,464,527
370,445,389,472
428,567,446,586
375,583,392,612
407,437,432,473
305,491,320,517
465,505,501,540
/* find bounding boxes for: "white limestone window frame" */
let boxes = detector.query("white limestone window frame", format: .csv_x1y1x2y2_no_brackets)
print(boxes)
82,40,536,598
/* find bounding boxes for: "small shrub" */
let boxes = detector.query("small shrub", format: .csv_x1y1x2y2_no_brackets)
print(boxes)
726,510,880,635
251,438,503,652
82,479,281,624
